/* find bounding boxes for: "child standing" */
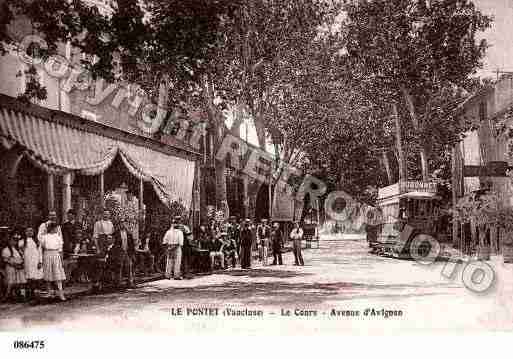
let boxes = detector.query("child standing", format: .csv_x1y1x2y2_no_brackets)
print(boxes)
1,230,26,302
19,227,43,300
40,222,66,301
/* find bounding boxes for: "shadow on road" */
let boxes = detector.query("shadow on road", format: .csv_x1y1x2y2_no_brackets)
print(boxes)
76,280,453,310
0,279,456,328
218,268,313,279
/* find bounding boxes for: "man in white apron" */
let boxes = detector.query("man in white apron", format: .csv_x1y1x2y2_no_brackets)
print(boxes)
162,216,184,280
93,210,114,254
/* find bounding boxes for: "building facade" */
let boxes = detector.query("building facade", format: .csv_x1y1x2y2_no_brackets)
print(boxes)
0,8,200,236
452,75,513,253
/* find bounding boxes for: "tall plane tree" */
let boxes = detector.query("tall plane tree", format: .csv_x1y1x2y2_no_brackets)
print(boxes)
343,0,491,181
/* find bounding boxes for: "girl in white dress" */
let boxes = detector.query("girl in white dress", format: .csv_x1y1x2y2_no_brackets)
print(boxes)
40,222,66,301
18,227,43,300
1,230,26,302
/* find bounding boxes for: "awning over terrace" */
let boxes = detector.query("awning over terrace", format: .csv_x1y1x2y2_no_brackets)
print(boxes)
0,101,195,210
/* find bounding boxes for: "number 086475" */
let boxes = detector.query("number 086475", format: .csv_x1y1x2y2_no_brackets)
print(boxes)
13,340,45,350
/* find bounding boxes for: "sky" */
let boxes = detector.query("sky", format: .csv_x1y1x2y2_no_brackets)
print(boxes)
474,0,513,79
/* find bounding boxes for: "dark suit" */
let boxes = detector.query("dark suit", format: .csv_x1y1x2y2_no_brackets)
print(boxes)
108,230,135,286
227,223,241,255
240,227,253,269
62,221,80,258
271,228,283,265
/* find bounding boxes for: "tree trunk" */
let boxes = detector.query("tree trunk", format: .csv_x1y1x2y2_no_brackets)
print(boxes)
203,76,229,217
214,156,229,217
382,150,393,184
400,85,429,181
420,146,429,182
392,103,407,182
451,146,460,248
254,117,267,149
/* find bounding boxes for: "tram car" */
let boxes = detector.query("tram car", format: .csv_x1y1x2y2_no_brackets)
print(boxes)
368,181,443,259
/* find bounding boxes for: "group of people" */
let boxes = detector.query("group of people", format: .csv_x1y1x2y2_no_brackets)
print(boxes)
161,216,306,281
1,211,68,302
1,209,159,302
1,209,308,303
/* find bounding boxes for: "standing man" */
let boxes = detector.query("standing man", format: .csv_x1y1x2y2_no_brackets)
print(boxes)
93,209,114,254
176,216,193,279
113,220,135,288
271,222,283,265
62,209,80,259
240,219,253,269
256,219,271,265
162,216,184,280
290,221,304,266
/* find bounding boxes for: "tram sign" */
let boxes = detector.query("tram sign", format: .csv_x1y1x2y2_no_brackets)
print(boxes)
399,181,437,193
378,181,437,201
463,161,511,177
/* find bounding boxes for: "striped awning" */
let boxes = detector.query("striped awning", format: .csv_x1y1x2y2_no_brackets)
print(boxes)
0,106,195,210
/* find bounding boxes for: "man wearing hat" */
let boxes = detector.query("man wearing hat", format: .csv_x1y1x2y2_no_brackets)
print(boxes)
162,216,184,280
256,218,271,266
62,209,80,259
240,219,253,269
111,220,135,288
290,221,304,266
271,222,284,265
176,216,194,279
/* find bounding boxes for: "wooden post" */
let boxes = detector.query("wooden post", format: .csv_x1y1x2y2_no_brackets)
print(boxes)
194,163,201,228
139,178,144,212
451,146,459,248
47,173,55,212
139,177,144,232
316,199,320,225
62,172,73,221
99,172,105,208
242,175,249,219
268,177,272,220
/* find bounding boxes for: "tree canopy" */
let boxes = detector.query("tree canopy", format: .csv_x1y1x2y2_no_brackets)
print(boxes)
0,0,494,207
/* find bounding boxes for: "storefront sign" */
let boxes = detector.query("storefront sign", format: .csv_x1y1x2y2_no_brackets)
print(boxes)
463,161,510,177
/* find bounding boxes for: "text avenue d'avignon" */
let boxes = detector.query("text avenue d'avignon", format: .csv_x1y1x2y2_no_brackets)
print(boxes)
168,307,404,319
17,34,496,295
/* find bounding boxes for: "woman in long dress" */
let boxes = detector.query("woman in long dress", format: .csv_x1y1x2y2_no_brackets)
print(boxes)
1,230,26,302
19,227,43,300
40,222,66,301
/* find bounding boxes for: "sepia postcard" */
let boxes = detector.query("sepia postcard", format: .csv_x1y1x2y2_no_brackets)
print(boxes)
1,0,513,353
